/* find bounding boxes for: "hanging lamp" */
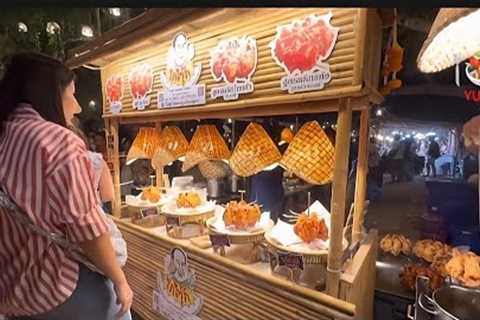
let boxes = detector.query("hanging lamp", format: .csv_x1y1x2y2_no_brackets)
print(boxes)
229,123,282,177
151,126,189,169
126,127,162,165
417,8,480,73
182,125,230,172
280,121,335,185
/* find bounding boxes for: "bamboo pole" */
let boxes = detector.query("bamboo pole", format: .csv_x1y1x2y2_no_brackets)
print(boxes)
110,119,122,217
326,98,353,297
154,121,163,188
352,107,370,243
352,8,368,85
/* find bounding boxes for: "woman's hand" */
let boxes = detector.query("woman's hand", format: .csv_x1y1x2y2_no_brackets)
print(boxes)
114,279,133,319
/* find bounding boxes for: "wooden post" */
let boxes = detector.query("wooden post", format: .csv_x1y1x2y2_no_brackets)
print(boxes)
110,119,122,217
154,121,164,188
327,98,353,297
352,107,370,243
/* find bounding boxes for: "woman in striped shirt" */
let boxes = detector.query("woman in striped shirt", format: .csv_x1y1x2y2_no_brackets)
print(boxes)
0,53,133,319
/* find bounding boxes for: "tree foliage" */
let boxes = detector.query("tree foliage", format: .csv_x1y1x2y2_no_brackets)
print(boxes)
0,8,138,61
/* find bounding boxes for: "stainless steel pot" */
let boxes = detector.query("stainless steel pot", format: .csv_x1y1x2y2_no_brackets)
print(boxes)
419,284,480,320
207,178,220,198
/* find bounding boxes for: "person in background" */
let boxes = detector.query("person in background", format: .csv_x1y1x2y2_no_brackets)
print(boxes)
417,139,428,176
70,119,115,213
403,137,416,181
0,53,132,320
388,134,405,183
368,137,382,187
247,124,285,223
94,130,108,160
426,136,441,177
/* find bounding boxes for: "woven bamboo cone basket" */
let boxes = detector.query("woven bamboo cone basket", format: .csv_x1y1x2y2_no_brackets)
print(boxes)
198,160,229,179
230,122,282,177
280,121,335,185
127,127,162,161
182,125,231,172
152,126,189,169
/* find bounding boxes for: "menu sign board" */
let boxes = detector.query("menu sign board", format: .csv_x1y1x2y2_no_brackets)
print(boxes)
158,32,206,108
129,64,154,110
105,74,123,113
270,12,339,94
210,35,257,101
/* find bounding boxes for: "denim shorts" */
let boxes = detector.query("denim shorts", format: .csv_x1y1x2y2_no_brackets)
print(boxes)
13,263,132,320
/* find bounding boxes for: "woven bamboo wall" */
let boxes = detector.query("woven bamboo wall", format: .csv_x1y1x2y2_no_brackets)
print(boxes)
117,220,356,320
100,8,367,118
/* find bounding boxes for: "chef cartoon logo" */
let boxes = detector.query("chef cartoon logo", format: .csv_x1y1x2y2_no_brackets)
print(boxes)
270,12,339,94
153,248,203,318
105,74,123,113
128,63,153,110
160,32,202,89
158,32,206,109
210,35,257,101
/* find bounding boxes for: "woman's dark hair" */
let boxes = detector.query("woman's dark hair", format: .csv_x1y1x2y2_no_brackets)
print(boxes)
0,52,76,134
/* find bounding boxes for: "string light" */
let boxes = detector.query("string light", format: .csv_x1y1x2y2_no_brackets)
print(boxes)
81,25,94,38
46,21,61,34
17,22,28,33
108,8,121,17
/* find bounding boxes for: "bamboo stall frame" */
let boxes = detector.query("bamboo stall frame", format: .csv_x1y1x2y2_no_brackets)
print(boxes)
67,7,388,320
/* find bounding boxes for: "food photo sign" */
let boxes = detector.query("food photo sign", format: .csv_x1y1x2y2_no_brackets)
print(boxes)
210,35,257,101
158,32,206,108
270,12,339,94
129,63,154,110
105,74,124,113
153,248,204,320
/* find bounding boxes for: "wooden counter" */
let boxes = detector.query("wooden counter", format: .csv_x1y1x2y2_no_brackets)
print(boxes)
115,218,377,320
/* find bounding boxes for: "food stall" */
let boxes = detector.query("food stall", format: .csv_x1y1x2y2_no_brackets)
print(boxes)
66,8,386,320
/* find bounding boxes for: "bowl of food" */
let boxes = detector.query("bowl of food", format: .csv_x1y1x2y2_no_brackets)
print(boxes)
465,52,480,86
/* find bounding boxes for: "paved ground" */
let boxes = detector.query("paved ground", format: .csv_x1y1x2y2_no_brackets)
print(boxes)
365,176,427,241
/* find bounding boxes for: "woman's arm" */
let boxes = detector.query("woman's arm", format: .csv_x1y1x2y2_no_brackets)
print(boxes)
79,234,132,317
47,153,132,318
99,159,115,203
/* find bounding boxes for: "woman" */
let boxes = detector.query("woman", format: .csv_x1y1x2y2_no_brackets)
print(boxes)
0,53,132,319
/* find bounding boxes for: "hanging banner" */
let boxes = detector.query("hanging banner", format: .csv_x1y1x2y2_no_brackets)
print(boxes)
152,248,204,320
129,64,154,110
270,12,339,94
210,35,257,101
105,74,123,113
158,32,206,109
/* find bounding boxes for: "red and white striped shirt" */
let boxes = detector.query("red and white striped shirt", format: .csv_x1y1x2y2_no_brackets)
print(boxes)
0,104,109,316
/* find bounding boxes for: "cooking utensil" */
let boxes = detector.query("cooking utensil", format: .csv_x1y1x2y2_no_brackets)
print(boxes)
419,284,480,320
